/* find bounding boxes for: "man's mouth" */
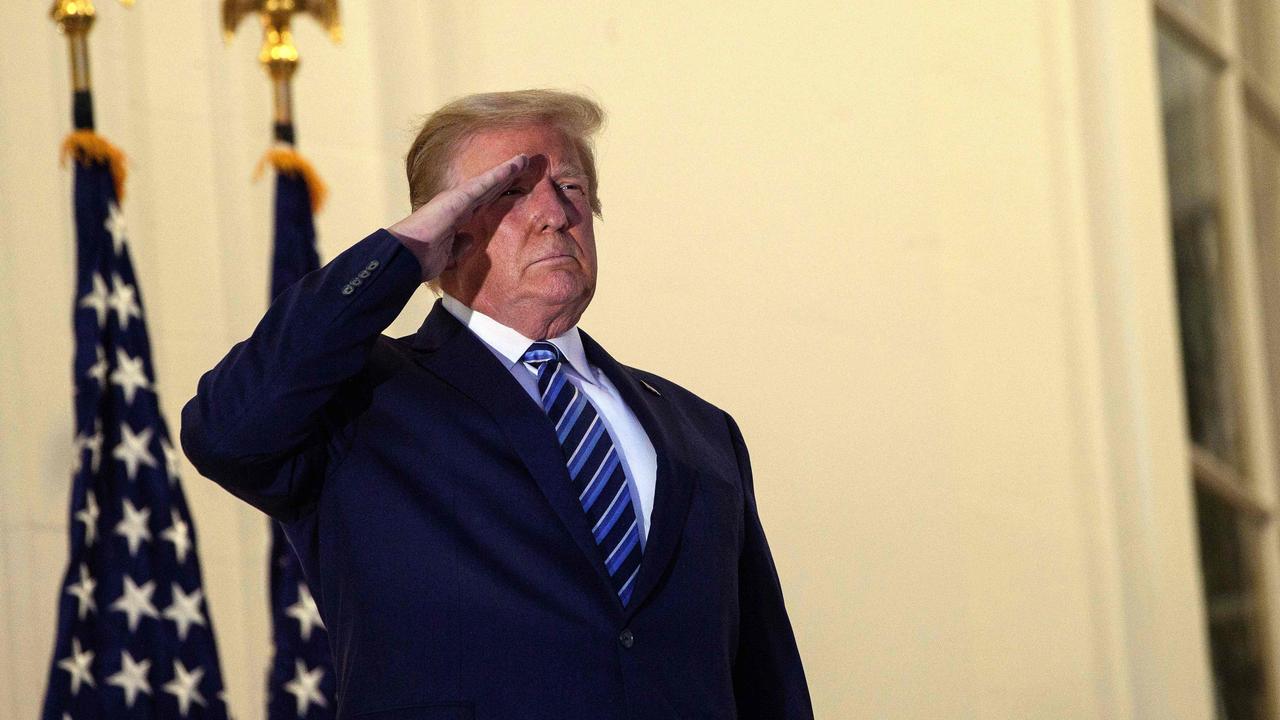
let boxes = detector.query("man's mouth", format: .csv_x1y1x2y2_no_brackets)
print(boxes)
532,254,575,266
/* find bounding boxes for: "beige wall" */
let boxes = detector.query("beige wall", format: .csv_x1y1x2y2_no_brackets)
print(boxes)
0,1,1216,718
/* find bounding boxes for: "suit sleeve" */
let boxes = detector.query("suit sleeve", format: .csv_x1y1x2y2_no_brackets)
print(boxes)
725,412,816,719
180,228,423,521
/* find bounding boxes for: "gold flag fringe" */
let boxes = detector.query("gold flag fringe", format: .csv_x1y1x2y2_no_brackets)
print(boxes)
254,148,328,213
60,131,128,202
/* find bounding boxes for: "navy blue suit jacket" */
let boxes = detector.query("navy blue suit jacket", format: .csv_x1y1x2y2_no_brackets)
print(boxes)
181,229,813,720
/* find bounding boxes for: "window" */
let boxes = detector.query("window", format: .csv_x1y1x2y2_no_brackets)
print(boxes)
1155,1,1280,717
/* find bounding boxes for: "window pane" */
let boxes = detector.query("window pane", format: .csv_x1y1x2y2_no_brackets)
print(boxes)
1168,0,1220,32
1237,0,1280,89
1247,118,1280,471
1196,484,1268,720
1158,27,1246,472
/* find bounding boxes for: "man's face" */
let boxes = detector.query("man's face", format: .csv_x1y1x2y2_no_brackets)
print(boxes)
441,124,597,328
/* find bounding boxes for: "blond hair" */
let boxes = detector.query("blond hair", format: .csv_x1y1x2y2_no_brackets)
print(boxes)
405,89,605,216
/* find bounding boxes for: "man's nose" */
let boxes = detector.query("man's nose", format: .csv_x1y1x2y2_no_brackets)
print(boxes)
529,180,573,231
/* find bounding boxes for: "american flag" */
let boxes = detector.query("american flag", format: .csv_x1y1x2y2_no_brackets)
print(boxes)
262,136,336,720
41,129,231,719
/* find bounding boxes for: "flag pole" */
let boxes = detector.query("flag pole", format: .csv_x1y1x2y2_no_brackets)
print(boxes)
222,0,341,145
51,0,134,199
43,2,233,717
51,0,134,130
223,3,341,717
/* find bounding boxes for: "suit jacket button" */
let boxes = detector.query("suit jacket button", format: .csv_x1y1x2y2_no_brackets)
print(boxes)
618,629,634,648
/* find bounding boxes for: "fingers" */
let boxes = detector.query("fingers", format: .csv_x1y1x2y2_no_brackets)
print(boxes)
457,154,528,209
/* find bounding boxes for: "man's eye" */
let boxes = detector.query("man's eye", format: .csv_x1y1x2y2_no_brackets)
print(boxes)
501,187,526,196
558,183,583,193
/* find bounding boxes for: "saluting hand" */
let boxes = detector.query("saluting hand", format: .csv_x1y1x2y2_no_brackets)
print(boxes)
385,153,529,282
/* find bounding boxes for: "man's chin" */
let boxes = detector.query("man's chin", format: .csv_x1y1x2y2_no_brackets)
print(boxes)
526,267,589,295
526,280,593,315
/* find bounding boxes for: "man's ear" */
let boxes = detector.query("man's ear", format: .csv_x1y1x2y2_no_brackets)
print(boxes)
447,232,474,270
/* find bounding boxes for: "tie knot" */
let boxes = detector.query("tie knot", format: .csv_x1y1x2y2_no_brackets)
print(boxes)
521,341,563,369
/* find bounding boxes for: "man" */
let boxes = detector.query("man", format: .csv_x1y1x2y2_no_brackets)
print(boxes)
182,90,813,719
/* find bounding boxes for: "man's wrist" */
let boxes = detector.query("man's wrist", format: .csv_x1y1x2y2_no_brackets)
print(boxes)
382,226,438,282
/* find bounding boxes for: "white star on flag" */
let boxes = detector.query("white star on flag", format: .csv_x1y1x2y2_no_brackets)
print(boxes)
105,201,128,254
114,498,152,556
79,273,110,328
286,583,326,642
161,509,192,564
65,564,97,620
164,583,208,641
110,575,159,632
284,659,328,717
110,349,151,405
163,659,207,717
108,273,142,328
113,423,157,481
72,425,104,477
74,489,100,546
161,437,183,486
107,650,153,708
57,637,95,696
86,345,108,388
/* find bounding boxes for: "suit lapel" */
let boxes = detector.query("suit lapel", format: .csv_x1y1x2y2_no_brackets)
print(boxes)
408,301,620,602
579,330,695,618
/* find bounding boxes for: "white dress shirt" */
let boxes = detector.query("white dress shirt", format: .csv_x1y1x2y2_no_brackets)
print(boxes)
441,293,657,548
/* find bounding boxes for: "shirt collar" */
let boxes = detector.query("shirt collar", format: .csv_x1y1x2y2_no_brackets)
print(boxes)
441,292,597,385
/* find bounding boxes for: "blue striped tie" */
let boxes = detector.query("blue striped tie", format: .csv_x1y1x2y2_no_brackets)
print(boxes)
521,341,644,606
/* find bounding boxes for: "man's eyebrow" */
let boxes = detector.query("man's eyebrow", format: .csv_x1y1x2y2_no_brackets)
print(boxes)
551,164,588,179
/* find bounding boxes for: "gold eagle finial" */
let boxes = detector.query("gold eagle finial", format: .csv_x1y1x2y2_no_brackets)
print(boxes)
221,0,341,134
222,0,341,47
